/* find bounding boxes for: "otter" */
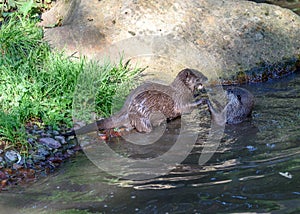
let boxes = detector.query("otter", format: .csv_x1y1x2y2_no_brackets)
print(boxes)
64,68,208,136
204,87,254,125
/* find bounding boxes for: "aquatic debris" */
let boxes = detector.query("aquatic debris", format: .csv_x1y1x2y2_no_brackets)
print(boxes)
246,145,257,152
279,171,293,179
266,143,276,149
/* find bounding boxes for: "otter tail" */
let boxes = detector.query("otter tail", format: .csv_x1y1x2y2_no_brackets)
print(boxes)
63,111,129,137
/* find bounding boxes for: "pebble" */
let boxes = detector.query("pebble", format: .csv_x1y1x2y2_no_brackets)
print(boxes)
52,130,60,136
246,145,257,152
32,130,44,135
66,149,74,156
41,132,52,138
33,125,39,130
55,136,67,144
37,146,50,157
5,150,22,163
1,124,80,191
32,154,46,162
39,137,62,149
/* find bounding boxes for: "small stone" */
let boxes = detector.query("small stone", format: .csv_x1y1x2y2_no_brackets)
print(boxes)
32,130,44,135
0,156,4,166
254,32,264,41
55,136,67,144
41,132,52,138
37,147,50,157
39,138,62,149
32,154,46,162
67,141,77,149
246,145,257,152
0,149,3,154
26,158,34,166
33,125,39,130
66,149,74,156
52,130,60,136
5,150,22,163
0,157,5,168
66,135,75,141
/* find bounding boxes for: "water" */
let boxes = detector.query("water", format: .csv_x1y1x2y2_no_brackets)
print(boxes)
0,71,299,213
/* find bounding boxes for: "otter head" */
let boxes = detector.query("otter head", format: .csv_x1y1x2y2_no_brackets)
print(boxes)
177,68,208,92
226,87,254,108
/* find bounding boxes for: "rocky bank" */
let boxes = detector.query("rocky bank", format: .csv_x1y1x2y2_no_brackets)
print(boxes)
41,0,300,81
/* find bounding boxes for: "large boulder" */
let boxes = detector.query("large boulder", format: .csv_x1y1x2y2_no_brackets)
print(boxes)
41,0,300,81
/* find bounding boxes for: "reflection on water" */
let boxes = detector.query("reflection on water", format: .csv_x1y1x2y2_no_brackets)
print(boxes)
1,72,300,213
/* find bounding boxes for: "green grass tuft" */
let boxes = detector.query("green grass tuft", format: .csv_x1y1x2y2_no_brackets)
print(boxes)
0,13,143,154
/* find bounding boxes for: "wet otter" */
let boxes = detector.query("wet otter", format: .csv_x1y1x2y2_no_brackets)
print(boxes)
205,87,254,125
64,68,208,136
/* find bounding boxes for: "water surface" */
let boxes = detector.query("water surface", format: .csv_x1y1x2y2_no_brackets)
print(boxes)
1,71,299,213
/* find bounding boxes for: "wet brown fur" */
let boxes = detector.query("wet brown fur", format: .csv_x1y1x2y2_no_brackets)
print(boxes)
64,68,208,136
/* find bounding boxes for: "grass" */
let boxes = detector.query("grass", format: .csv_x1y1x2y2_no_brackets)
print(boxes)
0,0,54,21
0,13,143,155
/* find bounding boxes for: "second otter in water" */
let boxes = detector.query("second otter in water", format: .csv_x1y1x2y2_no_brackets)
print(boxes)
64,68,208,136
205,87,254,125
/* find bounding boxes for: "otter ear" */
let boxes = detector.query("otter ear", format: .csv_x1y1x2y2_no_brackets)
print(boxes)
184,68,192,79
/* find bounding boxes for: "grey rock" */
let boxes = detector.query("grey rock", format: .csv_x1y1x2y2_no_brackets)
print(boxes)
0,149,3,154
5,150,22,163
67,141,77,149
32,130,44,135
0,156,5,167
37,146,50,157
32,154,46,162
40,132,52,138
66,149,74,156
52,130,60,136
42,0,300,80
33,124,39,130
39,137,62,149
55,136,67,144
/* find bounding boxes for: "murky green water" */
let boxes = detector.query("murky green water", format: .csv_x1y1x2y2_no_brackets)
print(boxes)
0,71,299,213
